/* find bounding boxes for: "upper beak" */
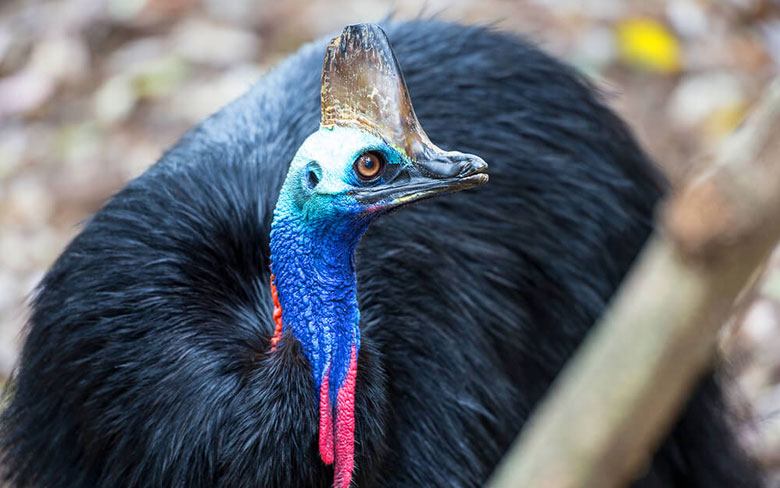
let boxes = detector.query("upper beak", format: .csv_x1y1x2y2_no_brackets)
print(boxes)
350,150,488,208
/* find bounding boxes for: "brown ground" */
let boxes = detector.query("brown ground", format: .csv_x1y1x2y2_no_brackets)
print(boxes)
1,0,779,483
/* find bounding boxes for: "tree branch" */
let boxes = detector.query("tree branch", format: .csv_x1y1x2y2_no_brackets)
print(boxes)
487,79,780,488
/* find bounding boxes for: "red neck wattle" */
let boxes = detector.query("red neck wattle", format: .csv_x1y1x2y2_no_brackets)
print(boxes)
319,347,358,488
269,275,358,488
269,275,283,350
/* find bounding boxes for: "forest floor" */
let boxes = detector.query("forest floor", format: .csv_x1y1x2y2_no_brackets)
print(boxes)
1,0,779,483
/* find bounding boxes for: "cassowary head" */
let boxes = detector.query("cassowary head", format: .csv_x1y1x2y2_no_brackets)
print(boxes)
269,24,487,487
277,24,487,229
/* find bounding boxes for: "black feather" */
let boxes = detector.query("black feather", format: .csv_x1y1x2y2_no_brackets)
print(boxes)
0,20,762,487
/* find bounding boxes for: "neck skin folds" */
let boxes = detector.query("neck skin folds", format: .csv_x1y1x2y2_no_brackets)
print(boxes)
269,192,366,487
269,201,363,386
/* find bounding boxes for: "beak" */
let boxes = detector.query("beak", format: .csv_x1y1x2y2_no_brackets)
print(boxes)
351,150,489,209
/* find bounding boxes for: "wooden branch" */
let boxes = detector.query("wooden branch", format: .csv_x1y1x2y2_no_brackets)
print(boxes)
487,79,780,488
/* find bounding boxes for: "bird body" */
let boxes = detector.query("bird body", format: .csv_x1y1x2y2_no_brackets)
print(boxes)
1,20,761,488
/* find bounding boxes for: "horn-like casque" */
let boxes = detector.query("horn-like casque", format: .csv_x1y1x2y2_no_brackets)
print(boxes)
320,24,443,162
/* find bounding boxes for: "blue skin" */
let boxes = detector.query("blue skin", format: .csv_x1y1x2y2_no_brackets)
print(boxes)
269,126,412,402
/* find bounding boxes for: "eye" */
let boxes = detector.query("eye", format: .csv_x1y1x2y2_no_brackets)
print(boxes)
353,151,385,182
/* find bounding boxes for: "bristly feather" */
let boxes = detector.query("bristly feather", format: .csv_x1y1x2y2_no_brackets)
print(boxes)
0,20,762,487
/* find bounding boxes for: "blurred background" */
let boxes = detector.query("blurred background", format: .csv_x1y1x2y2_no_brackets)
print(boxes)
1,0,779,481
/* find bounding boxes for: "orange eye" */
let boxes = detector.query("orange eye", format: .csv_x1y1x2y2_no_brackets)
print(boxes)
354,152,385,181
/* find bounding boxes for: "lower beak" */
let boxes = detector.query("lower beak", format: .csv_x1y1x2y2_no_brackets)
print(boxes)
351,150,488,208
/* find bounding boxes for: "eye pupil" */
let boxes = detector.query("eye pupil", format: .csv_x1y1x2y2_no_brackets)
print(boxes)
354,152,385,181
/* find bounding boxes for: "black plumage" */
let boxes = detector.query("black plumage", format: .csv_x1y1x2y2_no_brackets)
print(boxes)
0,20,761,487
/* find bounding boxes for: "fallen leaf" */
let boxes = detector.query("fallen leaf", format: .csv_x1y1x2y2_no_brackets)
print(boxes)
617,18,682,74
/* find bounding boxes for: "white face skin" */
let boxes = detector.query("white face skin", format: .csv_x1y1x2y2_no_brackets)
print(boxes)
275,123,487,228
292,126,410,193
279,125,412,220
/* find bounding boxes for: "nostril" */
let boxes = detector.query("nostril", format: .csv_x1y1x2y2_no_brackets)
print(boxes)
416,151,488,179
458,156,488,177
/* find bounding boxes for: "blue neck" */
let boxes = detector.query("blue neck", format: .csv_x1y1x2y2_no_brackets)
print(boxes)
268,196,365,397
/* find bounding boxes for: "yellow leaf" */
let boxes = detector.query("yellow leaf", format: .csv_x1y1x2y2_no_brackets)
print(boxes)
617,18,681,74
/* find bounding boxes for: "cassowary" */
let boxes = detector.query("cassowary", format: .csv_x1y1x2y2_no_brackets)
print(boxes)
0,21,762,488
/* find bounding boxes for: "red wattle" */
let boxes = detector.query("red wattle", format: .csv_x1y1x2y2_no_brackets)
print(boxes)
333,346,358,488
269,275,283,350
319,371,335,465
